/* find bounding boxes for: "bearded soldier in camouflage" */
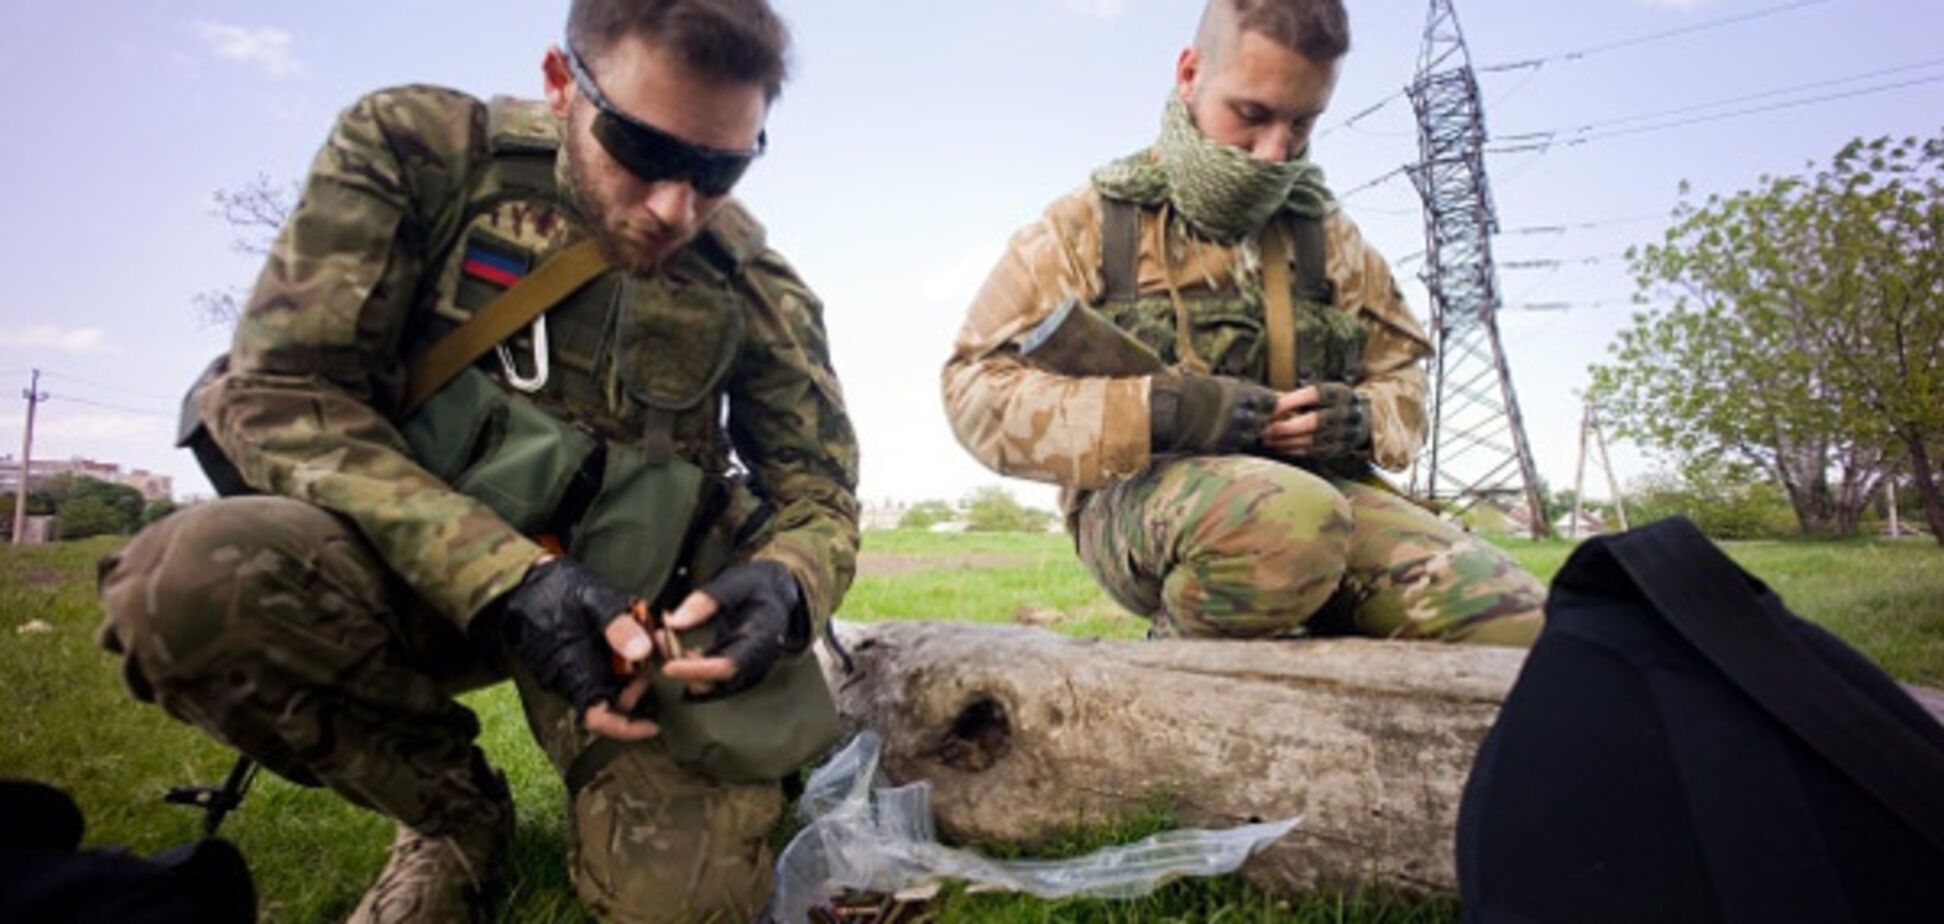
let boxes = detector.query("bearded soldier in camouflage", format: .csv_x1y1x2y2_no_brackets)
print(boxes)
96,1,858,921
943,0,1543,645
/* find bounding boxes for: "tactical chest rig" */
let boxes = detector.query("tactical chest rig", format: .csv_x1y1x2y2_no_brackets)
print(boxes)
1093,196,1367,392
189,97,836,785
397,96,757,602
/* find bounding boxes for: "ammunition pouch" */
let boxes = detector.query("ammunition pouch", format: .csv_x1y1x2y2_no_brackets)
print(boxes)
403,365,836,784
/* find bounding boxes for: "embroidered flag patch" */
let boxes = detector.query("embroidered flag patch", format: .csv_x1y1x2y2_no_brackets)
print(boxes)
462,241,529,288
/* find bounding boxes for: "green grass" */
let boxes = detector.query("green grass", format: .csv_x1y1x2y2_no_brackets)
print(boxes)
3,528,1939,921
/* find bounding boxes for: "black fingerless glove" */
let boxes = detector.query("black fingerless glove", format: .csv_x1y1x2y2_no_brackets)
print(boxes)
1306,382,1373,463
489,558,633,716
1149,372,1279,455
693,561,808,699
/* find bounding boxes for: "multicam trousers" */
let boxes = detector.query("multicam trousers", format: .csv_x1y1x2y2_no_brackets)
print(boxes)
96,496,779,923
1076,455,1545,645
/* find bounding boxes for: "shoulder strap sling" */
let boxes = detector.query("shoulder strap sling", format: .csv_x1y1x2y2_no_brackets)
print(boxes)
1287,214,1331,304
1262,214,1332,392
1100,197,1141,303
1600,518,1944,855
1261,222,1297,391
400,238,610,415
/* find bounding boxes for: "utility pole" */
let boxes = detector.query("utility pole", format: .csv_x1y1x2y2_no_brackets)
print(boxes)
1571,401,1590,540
12,368,44,544
1593,404,1628,532
1570,399,1629,539
1406,0,1550,538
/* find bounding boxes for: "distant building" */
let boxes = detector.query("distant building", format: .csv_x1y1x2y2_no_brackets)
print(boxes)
1552,509,1608,537
859,500,907,531
0,454,174,501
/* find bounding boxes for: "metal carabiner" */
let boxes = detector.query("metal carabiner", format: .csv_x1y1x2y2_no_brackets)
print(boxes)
496,316,550,393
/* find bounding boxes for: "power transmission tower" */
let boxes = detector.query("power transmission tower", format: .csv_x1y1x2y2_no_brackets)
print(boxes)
12,368,45,544
1405,0,1550,537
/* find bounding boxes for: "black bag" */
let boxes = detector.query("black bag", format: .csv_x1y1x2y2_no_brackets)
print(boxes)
0,780,256,923
1456,517,1944,924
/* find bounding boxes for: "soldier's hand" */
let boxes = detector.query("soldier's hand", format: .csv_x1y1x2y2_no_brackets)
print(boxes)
494,556,659,741
1150,372,1279,455
661,561,808,698
1262,383,1371,462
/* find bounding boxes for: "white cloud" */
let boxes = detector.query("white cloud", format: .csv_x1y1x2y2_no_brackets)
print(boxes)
1059,0,1129,20
192,21,301,79
0,326,117,355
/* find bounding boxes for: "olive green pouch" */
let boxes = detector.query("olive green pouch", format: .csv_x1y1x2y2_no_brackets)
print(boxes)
400,367,596,534
581,276,839,784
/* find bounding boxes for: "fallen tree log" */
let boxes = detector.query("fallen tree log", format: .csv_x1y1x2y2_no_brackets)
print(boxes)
823,620,1944,898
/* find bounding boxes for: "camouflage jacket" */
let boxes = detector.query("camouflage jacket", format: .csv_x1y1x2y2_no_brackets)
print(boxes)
942,179,1433,509
201,86,859,630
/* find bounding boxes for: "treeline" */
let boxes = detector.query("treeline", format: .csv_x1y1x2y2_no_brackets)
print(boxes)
1,475,179,541
897,486,1057,533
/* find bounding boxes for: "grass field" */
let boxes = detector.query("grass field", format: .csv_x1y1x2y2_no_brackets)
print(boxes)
2,528,1939,922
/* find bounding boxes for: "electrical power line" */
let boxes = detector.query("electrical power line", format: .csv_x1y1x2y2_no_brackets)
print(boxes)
39,370,177,403
1487,73,1944,152
1494,57,1944,147
1317,89,1408,141
1501,213,1667,236
1319,0,1837,157
1478,0,1832,74
1505,298,1629,313
42,393,175,420
1501,253,1627,270
1338,165,1408,199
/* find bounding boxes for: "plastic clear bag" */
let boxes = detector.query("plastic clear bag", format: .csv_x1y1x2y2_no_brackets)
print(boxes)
768,731,1300,922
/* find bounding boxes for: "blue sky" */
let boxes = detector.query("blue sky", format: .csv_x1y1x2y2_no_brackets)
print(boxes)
1,0,1938,509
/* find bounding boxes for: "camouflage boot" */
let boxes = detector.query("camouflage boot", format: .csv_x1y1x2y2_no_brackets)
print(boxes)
346,768,513,924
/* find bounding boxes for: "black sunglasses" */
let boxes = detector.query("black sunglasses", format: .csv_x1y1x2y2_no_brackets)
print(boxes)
564,43,766,197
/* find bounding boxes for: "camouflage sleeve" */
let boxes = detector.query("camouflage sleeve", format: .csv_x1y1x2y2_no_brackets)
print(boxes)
940,189,1153,490
1326,210,1435,472
202,86,543,627
728,252,861,632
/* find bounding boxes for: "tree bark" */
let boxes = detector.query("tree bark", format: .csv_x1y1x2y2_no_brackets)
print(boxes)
1900,433,1944,545
825,621,1944,899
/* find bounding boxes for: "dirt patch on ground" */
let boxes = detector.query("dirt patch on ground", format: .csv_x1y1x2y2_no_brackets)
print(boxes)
856,552,1026,578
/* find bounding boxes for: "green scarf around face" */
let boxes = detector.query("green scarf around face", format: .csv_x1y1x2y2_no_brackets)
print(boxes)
1093,95,1334,242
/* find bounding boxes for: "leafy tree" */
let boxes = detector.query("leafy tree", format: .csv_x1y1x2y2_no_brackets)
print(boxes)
962,486,1054,533
143,497,182,526
0,490,55,525
66,477,146,535
899,499,956,530
37,473,77,504
1592,133,1942,540
58,495,129,540
1627,460,1798,540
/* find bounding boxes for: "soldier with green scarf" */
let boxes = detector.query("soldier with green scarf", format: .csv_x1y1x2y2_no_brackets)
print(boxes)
942,0,1544,644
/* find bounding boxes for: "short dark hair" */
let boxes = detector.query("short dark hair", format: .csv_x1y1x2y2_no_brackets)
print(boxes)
566,0,791,101
1218,0,1351,63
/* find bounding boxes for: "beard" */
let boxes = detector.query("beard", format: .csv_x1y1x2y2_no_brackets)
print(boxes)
561,131,687,274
